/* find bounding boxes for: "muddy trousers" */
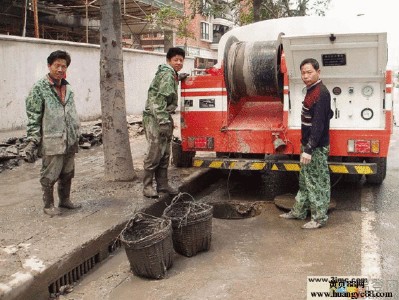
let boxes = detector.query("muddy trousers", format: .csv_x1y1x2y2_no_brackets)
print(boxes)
40,152,80,212
291,146,331,225
143,115,177,195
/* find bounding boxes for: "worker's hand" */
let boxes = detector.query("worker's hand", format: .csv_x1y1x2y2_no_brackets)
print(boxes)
24,141,38,163
178,73,189,81
159,123,171,138
300,152,311,165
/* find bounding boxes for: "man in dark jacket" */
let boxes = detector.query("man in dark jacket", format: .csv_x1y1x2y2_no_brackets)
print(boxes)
25,50,81,216
280,58,333,229
142,47,186,198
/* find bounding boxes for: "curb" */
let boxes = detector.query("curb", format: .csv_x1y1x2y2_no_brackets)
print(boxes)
7,168,213,300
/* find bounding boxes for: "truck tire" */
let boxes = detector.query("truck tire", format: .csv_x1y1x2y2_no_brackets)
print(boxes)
171,138,195,168
261,171,283,201
365,157,386,185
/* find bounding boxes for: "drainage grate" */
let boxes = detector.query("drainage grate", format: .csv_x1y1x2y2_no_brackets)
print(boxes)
108,238,122,254
48,253,100,295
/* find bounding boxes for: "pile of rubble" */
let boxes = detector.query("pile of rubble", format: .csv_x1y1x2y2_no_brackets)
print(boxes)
0,116,144,173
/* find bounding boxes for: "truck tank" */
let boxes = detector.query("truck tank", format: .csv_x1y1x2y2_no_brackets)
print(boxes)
223,35,283,103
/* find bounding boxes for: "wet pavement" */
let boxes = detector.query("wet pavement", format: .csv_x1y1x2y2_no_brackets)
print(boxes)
1,112,399,299
0,114,209,300
59,126,399,300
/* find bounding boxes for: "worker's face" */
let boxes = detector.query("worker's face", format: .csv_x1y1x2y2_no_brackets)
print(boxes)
300,63,320,87
48,58,68,81
167,55,184,72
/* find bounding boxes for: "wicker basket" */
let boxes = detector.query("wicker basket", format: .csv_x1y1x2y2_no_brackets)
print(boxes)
163,193,213,257
119,213,174,279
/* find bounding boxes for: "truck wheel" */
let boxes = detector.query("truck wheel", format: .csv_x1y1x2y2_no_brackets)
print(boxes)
365,157,386,185
171,138,195,168
261,171,283,201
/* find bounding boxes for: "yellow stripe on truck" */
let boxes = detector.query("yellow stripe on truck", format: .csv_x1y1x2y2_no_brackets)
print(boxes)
284,164,301,171
192,158,376,174
354,165,373,175
329,165,349,174
193,160,204,167
250,162,267,170
209,161,223,168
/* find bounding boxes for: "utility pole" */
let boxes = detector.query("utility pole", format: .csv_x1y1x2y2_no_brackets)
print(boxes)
85,0,89,43
33,0,39,38
22,0,28,37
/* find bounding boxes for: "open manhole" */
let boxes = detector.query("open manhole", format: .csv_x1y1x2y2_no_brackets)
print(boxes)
274,193,337,212
206,200,266,219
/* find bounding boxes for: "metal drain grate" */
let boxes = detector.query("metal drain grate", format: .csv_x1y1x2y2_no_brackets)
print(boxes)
48,253,100,295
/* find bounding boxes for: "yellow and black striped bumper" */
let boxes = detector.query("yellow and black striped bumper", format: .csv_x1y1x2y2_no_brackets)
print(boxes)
192,158,377,175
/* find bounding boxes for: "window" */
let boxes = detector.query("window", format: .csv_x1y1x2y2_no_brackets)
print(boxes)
201,22,210,41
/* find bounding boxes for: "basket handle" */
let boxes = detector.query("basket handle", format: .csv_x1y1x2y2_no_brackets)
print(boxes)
118,212,165,240
170,192,196,206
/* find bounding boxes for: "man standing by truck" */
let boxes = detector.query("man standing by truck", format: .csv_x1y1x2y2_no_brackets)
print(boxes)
25,50,81,216
142,47,186,198
280,58,333,229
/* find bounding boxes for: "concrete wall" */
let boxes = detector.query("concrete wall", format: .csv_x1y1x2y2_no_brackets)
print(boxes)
0,35,194,131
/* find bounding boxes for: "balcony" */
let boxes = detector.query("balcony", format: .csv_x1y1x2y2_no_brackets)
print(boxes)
211,18,235,50
0,0,184,43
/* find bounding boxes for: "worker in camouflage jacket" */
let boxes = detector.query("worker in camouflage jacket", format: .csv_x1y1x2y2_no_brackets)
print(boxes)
142,47,187,198
25,50,81,216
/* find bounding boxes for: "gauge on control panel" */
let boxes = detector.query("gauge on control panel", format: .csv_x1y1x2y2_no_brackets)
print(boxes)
361,85,374,97
361,108,374,120
332,87,342,95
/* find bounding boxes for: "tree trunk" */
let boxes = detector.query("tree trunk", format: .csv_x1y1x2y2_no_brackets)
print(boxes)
99,0,136,181
164,30,174,52
253,0,262,22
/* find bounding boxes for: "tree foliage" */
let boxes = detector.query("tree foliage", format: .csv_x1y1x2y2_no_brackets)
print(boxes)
237,0,331,24
147,0,331,41
146,6,195,41
190,0,331,25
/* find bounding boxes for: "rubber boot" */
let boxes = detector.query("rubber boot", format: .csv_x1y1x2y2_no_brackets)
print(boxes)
143,170,158,198
42,184,61,216
58,179,81,209
155,168,179,195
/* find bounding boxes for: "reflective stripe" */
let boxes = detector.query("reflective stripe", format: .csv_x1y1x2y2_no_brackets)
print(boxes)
354,165,373,175
192,158,377,174
182,88,227,93
329,165,349,174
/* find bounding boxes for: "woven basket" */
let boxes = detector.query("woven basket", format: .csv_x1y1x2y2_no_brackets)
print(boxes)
119,213,174,279
163,193,213,257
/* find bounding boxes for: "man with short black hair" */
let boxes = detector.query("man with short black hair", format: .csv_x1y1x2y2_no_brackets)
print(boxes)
142,47,186,198
25,50,81,216
280,58,333,229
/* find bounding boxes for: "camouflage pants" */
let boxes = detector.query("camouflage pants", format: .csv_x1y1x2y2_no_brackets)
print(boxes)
143,114,173,172
291,146,330,225
40,152,75,187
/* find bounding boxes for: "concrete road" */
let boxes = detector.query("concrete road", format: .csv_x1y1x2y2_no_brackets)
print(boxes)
64,128,399,300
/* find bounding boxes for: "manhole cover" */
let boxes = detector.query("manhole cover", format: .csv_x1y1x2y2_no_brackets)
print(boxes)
274,193,336,212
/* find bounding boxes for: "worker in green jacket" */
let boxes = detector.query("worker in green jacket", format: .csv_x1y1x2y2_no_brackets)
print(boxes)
25,50,81,216
142,47,186,198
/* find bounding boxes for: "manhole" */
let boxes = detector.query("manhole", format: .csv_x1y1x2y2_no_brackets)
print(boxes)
208,200,265,219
